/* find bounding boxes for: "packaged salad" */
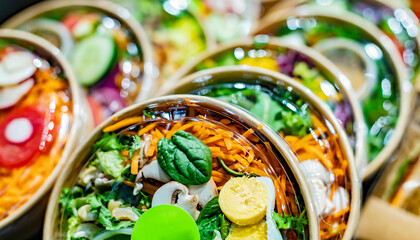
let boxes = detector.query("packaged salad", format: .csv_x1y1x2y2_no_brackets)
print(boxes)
357,95,420,240
44,95,319,240
160,36,367,170
275,0,420,84
161,67,360,240
0,29,84,239
256,5,411,179
188,0,261,43
111,0,210,84
3,0,155,126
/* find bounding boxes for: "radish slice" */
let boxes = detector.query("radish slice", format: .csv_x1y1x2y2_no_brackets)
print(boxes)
5,117,34,144
0,78,34,109
0,51,37,86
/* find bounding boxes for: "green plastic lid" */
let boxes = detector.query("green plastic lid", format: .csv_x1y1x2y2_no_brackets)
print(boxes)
132,205,200,240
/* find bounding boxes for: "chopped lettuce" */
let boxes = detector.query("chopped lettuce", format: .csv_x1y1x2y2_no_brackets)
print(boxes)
273,210,308,240
97,150,126,179
94,133,141,159
67,216,81,240
206,87,312,137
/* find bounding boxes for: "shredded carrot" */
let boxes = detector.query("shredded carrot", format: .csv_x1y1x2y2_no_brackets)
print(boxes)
137,122,158,136
131,151,140,175
104,116,143,132
242,128,255,139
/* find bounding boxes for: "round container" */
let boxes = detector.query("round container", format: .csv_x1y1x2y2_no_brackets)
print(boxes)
44,95,319,239
111,0,213,85
269,0,420,90
255,5,411,179
159,36,367,171
0,29,84,238
3,0,156,126
161,66,360,240
187,0,261,43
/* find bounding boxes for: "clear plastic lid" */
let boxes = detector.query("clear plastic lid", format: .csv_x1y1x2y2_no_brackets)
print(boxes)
0,39,72,221
58,97,310,239
257,8,405,168
113,0,208,81
8,2,153,126
166,68,356,240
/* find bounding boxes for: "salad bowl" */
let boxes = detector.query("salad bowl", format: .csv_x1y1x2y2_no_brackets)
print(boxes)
161,66,361,240
256,5,411,179
3,0,156,126
0,29,85,239
44,95,320,239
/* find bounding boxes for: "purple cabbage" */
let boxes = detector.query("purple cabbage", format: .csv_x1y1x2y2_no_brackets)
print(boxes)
275,50,313,77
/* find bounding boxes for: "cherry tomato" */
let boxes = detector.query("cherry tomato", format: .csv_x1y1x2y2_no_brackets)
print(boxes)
0,105,49,168
87,97,105,127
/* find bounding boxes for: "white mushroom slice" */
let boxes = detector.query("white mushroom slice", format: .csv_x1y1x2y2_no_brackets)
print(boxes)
0,78,34,110
107,199,123,212
300,160,334,185
111,207,139,222
331,187,349,214
257,177,283,240
151,181,200,220
133,160,171,195
188,179,218,207
78,204,98,222
0,51,36,86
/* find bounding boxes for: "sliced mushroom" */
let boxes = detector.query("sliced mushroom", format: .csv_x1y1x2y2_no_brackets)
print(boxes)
111,207,139,222
133,160,171,195
72,223,101,240
308,178,334,216
152,181,200,220
139,134,152,167
107,199,123,212
77,204,98,222
188,178,218,207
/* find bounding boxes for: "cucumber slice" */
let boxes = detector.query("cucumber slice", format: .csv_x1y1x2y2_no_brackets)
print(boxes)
71,34,116,86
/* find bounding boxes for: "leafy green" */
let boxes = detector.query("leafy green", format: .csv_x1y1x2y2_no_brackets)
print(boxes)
97,150,126,179
86,193,136,231
157,130,212,185
196,196,231,240
387,158,417,201
249,91,312,137
94,133,142,158
66,216,81,240
273,210,308,240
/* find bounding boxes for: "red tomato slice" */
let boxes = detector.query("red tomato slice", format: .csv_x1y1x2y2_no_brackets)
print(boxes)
61,14,81,31
0,105,47,168
87,97,105,127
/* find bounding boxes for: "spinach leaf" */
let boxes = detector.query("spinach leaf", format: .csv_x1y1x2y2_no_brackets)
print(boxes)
196,196,231,240
157,130,212,185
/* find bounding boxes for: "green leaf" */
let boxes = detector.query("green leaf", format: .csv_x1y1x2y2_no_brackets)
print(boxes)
273,210,308,240
66,216,81,240
157,131,212,185
249,92,285,132
94,133,123,151
196,196,230,240
97,150,126,179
